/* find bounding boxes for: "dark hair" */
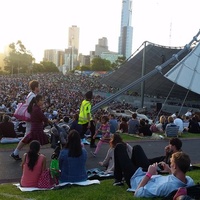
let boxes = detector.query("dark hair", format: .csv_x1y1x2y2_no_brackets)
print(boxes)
101,115,109,123
85,91,93,100
110,134,125,148
65,130,82,157
29,80,39,91
27,140,40,171
121,117,127,122
109,114,115,118
27,94,43,113
139,119,145,126
172,152,190,173
132,113,137,119
63,116,69,123
170,138,182,150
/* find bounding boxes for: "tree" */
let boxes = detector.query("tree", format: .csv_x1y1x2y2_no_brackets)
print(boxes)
4,40,34,74
32,63,44,73
40,61,59,72
91,57,111,71
81,65,91,71
111,56,126,70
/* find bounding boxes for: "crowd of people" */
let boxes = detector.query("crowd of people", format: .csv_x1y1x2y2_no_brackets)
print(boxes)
0,73,199,199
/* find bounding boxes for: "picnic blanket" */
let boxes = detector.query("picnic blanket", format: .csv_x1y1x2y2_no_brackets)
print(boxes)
0,137,23,144
87,168,114,180
14,179,100,192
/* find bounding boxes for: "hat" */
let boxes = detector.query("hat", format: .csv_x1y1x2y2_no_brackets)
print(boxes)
85,91,93,100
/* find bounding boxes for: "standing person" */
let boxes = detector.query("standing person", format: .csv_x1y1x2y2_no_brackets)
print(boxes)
113,144,194,198
11,94,52,160
78,91,96,148
91,115,111,157
24,80,40,135
20,140,46,187
59,130,87,183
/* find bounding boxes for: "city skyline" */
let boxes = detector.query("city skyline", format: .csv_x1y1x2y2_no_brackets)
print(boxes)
0,0,199,63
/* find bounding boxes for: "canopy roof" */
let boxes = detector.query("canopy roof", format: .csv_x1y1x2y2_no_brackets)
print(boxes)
165,42,200,95
100,42,199,100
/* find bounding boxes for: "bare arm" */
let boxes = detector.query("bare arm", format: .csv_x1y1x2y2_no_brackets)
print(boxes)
42,155,47,171
21,153,27,170
136,163,157,190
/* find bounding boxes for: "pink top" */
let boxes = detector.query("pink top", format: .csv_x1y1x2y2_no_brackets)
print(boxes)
21,154,45,187
100,123,110,139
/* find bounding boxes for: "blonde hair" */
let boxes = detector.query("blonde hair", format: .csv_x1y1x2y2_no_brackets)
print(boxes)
159,115,166,124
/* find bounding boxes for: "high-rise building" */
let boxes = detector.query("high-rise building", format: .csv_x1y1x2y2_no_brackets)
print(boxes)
66,25,80,71
95,37,109,56
118,0,133,59
68,25,79,53
43,49,64,67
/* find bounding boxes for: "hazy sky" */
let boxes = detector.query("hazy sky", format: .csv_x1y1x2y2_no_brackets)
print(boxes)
0,0,199,62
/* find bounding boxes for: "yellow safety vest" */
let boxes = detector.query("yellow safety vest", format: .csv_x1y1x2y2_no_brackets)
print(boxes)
78,100,92,124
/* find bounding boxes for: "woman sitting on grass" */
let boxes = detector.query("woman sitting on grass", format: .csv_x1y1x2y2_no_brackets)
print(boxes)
59,130,87,183
99,133,132,174
20,140,46,187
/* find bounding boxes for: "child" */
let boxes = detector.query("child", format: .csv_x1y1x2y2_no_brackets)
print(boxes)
91,115,111,157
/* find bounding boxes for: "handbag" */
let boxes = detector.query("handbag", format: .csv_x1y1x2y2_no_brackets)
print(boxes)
37,169,55,188
13,103,30,121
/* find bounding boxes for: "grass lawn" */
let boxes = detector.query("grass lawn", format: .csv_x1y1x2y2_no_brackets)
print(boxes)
0,132,199,150
0,133,200,199
0,169,200,200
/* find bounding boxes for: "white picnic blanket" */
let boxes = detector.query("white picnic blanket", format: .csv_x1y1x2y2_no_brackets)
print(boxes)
0,137,23,144
14,179,100,192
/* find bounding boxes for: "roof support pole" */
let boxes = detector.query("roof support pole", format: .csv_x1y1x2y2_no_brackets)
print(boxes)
141,41,146,108
91,30,200,113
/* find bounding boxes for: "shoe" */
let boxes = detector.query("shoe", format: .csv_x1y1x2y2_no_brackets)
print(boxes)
90,144,97,148
90,151,96,157
10,153,22,161
113,180,124,186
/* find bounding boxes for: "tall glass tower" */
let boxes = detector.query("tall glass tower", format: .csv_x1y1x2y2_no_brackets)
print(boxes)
118,0,133,59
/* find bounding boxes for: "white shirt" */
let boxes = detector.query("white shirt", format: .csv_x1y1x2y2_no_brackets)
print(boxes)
174,118,184,132
129,167,194,198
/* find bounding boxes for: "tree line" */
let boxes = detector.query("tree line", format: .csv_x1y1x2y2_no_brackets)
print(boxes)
1,40,126,75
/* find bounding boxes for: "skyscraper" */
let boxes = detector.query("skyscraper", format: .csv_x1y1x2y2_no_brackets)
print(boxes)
68,25,79,53
67,25,80,71
118,0,133,59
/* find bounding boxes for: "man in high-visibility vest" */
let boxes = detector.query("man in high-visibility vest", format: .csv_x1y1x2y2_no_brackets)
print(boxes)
78,91,96,147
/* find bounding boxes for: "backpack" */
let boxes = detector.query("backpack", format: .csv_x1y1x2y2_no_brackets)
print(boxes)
162,184,200,200
50,159,60,179
50,146,60,179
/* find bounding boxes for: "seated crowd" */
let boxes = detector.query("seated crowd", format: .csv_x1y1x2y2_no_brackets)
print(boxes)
0,74,199,199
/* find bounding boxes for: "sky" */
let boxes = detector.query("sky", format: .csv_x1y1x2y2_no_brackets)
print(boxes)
0,0,200,62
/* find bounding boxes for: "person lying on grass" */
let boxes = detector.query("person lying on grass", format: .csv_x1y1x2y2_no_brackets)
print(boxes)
113,143,194,198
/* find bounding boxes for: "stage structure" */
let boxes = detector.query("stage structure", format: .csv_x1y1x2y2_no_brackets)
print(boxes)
92,30,200,114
